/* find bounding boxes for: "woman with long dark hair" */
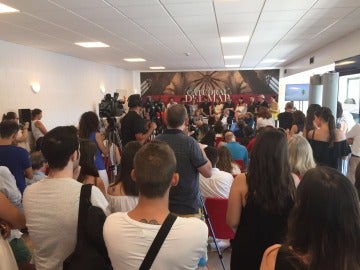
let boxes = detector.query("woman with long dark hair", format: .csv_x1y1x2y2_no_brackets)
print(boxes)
77,139,106,195
107,141,142,213
261,166,360,270
289,110,305,136
78,111,109,188
308,107,351,171
227,129,296,269
303,103,321,139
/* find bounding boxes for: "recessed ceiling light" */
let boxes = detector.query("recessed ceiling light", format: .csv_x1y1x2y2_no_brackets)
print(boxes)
221,36,249,43
261,59,286,63
225,64,240,68
224,55,243,59
124,58,146,62
75,42,109,48
0,3,19,13
149,66,165,70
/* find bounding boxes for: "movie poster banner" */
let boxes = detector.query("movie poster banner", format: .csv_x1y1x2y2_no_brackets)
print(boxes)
140,69,279,103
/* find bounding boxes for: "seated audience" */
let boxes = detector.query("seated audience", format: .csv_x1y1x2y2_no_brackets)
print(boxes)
2,111,30,151
224,130,248,168
287,135,316,180
227,129,296,270
192,109,204,126
244,112,255,130
103,141,208,269
217,145,241,175
256,107,275,130
261,166,360,270
77,139,106,195
26,151,47,186
214,120,225,146
200,146,234,198
200,129,216,147
31,108,47,151
241,125,255,147
0,121,33,194
23,126,109,270
107,141,142,213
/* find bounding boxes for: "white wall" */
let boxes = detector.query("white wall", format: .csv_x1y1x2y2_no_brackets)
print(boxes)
0,40,134,129
284,29,360,76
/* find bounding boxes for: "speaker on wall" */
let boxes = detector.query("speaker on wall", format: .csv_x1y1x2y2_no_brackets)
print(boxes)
18,109,32,131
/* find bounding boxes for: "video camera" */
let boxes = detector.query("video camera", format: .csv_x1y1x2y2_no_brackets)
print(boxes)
99,93,125,130
99,93,125,118
143,97,164,122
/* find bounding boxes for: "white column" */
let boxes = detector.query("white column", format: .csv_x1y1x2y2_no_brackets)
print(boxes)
322,72,339,116
309,75,323,105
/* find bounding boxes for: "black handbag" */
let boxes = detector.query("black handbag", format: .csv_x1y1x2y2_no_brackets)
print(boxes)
139,213,177,270
63,184,112,270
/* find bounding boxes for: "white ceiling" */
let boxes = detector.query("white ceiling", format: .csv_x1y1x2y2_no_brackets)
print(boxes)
0,0,359,71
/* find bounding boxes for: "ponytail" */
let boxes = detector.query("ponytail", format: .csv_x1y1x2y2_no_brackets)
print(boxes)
328,114,336,147
316,107,336,147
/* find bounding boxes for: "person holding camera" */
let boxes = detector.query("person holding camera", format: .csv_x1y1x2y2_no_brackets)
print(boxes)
120,94,157,147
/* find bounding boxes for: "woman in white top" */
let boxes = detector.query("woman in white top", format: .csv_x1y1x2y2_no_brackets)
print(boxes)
107,141,142,213
256,107,275,130
31,108,47,150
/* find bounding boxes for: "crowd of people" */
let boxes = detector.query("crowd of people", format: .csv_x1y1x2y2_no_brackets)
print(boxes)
0,93,360,270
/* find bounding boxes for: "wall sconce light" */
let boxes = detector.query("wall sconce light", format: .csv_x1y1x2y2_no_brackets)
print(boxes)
30,82,41,93
100,86,105,93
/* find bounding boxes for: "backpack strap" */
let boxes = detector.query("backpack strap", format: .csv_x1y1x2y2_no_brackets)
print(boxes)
139,213,177,270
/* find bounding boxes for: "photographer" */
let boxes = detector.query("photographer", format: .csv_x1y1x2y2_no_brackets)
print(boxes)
120,94,157,146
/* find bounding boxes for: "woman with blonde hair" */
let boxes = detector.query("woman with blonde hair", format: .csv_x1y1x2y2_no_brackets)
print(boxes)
288,135,316,179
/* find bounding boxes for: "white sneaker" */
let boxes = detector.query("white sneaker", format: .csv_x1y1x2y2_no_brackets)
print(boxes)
209,239,230,250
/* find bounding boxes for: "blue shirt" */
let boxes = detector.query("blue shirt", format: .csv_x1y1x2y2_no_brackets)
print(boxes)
225,142,249,166
0,145,31,194
89,132,105,170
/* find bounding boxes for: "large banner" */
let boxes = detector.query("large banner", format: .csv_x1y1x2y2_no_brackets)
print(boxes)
140,70,279,102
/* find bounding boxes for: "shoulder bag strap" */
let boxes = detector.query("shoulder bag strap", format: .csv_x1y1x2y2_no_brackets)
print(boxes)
139,213,177,270
74,184,92,252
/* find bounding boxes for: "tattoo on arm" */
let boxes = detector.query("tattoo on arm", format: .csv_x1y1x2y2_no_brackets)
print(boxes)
139,219,160,225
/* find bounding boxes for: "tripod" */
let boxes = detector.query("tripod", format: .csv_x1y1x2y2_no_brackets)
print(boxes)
200,196,227,270
105,122,122,184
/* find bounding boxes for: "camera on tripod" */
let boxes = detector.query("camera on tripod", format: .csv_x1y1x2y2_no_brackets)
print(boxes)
99,93,125,118
143,96,164,122
99,93,125,130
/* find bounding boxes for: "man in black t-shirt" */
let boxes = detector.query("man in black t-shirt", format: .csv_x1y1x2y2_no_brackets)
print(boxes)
200,96,212,117
278,102,294,130
120,94,157,146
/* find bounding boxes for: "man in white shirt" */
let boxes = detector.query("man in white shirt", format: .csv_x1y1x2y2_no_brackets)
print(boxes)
346,123,360,184
104,141,208,269
200,146,234,198
23,126,109,270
